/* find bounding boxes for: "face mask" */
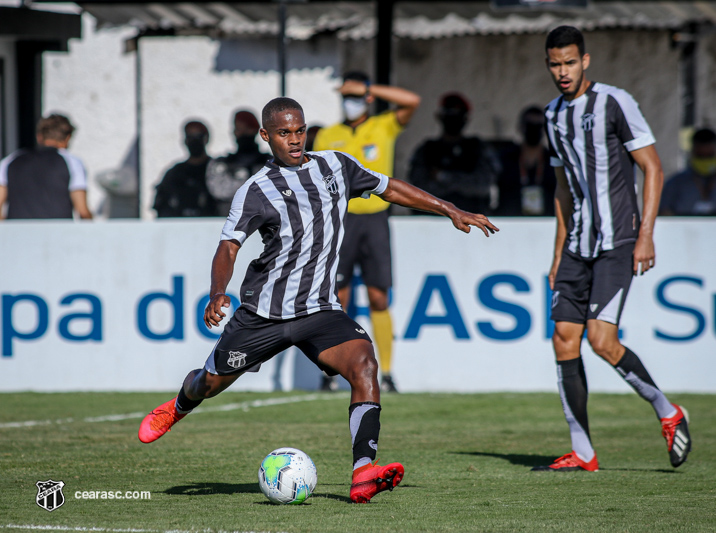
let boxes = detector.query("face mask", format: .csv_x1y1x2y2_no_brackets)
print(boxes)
524,123,544,146
343,97,368,122
236,134,257,148
185,137,206,157
691,156,716,177
439,109,467,136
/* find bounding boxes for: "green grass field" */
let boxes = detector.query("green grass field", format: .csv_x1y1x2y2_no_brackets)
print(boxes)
1,391,714,532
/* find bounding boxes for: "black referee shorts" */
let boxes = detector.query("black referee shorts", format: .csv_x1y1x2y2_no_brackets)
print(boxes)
336,210,392,291
204,307,372,376
550,243,634,326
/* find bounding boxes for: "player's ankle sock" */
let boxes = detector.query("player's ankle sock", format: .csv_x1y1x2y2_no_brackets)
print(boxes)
613,347,676,419
175,387,203,414
370,310,393,374
349,402,381,470
557,357,595,462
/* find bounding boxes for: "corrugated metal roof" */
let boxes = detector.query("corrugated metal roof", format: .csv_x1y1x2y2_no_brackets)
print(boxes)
80,2,716,39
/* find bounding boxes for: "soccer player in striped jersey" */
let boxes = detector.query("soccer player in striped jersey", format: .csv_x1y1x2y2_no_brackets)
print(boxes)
533,26,691,472
138,97,498,502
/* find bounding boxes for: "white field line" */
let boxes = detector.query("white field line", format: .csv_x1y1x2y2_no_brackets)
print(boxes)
1,526,287,533
0,393,349,429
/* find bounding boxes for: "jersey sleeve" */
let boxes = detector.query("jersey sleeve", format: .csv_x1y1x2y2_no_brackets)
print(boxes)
59,150,89,191
334,151,389,198
609,90,656,152
220,182,266,245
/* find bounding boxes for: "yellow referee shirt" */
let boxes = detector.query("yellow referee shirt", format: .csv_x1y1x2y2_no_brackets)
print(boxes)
313,111,403,214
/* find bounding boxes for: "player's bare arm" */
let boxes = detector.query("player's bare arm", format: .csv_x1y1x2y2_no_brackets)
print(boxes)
549,167,572,289
69,189,93,219
204,239,241,328
378,177,499,237
0,185,7,220
631,144,664,276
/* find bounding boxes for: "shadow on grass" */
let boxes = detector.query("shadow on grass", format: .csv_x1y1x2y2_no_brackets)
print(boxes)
453,451,555,468
453,452,682,473
164,482,260,495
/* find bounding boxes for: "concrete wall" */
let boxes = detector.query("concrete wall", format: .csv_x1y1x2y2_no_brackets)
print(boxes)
41,17,694,218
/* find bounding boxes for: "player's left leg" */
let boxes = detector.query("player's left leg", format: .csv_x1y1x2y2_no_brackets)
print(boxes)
586,244,691,466
317,339,403,503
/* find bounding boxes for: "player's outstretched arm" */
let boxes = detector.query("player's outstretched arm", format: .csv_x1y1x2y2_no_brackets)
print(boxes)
204,239,241,328
378,178,499,237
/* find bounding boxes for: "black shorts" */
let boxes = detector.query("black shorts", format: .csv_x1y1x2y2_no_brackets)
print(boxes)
550,243,634,326
204,307,372,376
336,210,392,291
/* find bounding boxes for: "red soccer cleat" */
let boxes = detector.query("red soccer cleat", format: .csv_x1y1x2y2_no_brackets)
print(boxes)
661,404,691,468
532,451,599,472
350,461,404,503
138,397,186,443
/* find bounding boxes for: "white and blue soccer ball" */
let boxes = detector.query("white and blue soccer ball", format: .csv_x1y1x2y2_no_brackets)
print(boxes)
258,447,318,504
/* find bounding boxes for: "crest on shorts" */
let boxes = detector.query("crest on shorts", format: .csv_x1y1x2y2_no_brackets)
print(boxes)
581,113,596,132
551,290,560,309
322,174,338,195
36,480,65,512
227,350,247,369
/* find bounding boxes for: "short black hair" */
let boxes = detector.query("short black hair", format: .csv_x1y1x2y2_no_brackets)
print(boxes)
545,25,585,57
343,70,370,84
692,128,716,146
261,97,304,129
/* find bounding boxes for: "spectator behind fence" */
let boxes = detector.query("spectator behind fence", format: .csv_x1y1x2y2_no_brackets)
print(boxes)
497,106,556,216
0,113,92,220
660,128,716,216
153,120,216,218
408,92,501,215
206,110,270,216
314,70,421,393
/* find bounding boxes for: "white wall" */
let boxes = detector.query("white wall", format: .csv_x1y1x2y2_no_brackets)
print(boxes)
1,218,714,393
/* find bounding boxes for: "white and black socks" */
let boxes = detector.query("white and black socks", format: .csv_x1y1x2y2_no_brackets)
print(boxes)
557,357,595,462
349,402,381,470
613,347,676,420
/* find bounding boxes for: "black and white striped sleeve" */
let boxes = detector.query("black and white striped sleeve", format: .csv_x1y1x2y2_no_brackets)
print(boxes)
220,182,266,245
609,90,656,152
334,151,389,199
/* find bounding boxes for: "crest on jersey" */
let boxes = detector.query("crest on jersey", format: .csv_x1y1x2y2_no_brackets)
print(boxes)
36,480,65,512
323,174,338,195
227,351,247,369
581,113,596,132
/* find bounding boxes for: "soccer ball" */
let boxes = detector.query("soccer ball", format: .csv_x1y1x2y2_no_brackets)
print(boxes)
258,447,317,504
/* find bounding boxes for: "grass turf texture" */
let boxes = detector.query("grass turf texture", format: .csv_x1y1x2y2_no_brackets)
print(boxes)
0,392,714,532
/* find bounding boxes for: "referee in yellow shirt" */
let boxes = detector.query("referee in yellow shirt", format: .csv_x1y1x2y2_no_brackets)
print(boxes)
314,71,421,393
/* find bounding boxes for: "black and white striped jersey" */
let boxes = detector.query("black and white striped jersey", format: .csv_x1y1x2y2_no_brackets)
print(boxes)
545,82,656,258
220,150,389,320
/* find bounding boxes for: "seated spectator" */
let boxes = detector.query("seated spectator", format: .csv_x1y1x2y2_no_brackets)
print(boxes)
496,105,556,216
153,120,216,217
660,128,716,216
206,110,270,216
408,92,501,215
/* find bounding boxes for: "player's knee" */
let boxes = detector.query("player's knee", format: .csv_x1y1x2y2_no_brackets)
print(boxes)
552,328,579,355
345,348,378,385
587,331,619,360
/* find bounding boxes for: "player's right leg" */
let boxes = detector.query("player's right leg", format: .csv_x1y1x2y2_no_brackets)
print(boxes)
138,369,241,443
532,321,599,472
139,307,283,444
